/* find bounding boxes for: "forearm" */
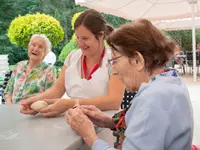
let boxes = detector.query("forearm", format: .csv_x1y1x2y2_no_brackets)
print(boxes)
4,94,13,104
35,86,65,101
83,133,99,149
78,96,121,111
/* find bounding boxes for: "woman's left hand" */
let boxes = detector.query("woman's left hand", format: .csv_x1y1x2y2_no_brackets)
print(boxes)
66,107,99,148
39,99,68,117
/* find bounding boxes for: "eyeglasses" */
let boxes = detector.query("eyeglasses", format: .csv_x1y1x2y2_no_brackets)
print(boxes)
107,55,123,66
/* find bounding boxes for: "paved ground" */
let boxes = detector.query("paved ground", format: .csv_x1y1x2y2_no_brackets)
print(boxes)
181,76,200,146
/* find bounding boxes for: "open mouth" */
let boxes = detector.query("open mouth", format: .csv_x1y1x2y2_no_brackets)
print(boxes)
31,52,39,56
81,47,89,51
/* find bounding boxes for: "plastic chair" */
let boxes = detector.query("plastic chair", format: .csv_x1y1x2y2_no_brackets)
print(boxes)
1,71,12,104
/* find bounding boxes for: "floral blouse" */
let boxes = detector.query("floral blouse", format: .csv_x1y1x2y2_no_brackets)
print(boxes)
4,61,57,103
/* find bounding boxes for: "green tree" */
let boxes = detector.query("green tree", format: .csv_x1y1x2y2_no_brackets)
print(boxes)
103,13,131,28
0,0,40,65
166,29,200,52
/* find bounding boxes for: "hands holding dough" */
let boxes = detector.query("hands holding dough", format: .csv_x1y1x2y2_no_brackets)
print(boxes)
30,100,48,112
21,99,65,117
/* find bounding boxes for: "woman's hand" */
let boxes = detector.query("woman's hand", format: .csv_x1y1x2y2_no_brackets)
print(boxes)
39,99,68,117
66,107,99,148
20,97,39,115
6,99,13,104
4,94,13,104
81,105,115,129
20,97,56,115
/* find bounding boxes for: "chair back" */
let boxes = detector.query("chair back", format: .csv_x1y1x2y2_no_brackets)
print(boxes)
186,51,200,66
1,71,12,103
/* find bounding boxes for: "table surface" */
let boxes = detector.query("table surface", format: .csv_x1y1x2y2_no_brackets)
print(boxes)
0,104,116,150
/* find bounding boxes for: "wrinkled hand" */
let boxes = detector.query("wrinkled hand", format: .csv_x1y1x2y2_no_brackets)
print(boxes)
6,99,13,104
39,99,67,117
20,97,38,115
66,107,98,148
81,105,114,129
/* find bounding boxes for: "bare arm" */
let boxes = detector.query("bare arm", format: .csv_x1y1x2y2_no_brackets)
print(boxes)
78,75,124,110
22,68,124,116
39,74,124,117
4,94,13,104
47,74,124,111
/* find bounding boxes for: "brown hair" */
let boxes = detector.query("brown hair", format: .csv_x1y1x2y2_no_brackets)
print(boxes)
107,19,175,74
74,9,114,39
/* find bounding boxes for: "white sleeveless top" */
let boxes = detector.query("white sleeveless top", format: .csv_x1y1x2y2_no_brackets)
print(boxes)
64,48,111,99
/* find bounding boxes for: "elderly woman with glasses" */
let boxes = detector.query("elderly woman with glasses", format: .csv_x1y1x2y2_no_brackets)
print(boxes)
66,19,193,150
4,34,57,104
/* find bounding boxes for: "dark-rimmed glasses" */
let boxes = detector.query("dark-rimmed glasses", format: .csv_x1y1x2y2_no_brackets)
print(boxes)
107,55,123,66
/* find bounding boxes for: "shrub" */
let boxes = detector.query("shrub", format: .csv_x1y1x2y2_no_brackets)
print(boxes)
59,34,78,62
59,12,81,62
71,12,82,30
8,13,64,48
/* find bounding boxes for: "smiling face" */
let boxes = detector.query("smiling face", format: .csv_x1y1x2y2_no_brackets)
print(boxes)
28,36,46,62
75,25,104,56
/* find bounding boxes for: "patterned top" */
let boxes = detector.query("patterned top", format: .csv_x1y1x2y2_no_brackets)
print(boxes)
4,61,57,103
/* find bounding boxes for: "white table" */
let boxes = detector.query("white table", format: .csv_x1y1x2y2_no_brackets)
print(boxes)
0,105,116,150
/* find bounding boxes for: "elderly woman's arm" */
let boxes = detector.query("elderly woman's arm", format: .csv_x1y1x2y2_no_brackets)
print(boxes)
20,66,66,114
4,67,17,104
66,107,117,150
4,94,13,104
22,66,66,102
91,99,170,150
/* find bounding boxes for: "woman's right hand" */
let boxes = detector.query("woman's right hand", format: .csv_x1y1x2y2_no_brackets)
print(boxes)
81,105,115,129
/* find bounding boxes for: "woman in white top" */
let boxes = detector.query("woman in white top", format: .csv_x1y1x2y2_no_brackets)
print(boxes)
20,9,124,117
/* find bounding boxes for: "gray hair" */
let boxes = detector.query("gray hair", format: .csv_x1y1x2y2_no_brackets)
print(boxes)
29,34,52,55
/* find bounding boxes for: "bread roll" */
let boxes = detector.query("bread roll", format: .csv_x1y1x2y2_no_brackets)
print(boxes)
30,100,48,111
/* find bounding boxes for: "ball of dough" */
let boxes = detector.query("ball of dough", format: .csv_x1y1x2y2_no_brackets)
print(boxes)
30,100,48,111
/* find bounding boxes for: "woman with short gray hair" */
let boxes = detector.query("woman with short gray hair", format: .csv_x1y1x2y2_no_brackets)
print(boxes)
4,34,57,104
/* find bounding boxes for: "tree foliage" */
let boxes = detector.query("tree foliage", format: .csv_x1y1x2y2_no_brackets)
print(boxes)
1,0,199,66
165,29,200,52
58,11,131,63
8,13,64,48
